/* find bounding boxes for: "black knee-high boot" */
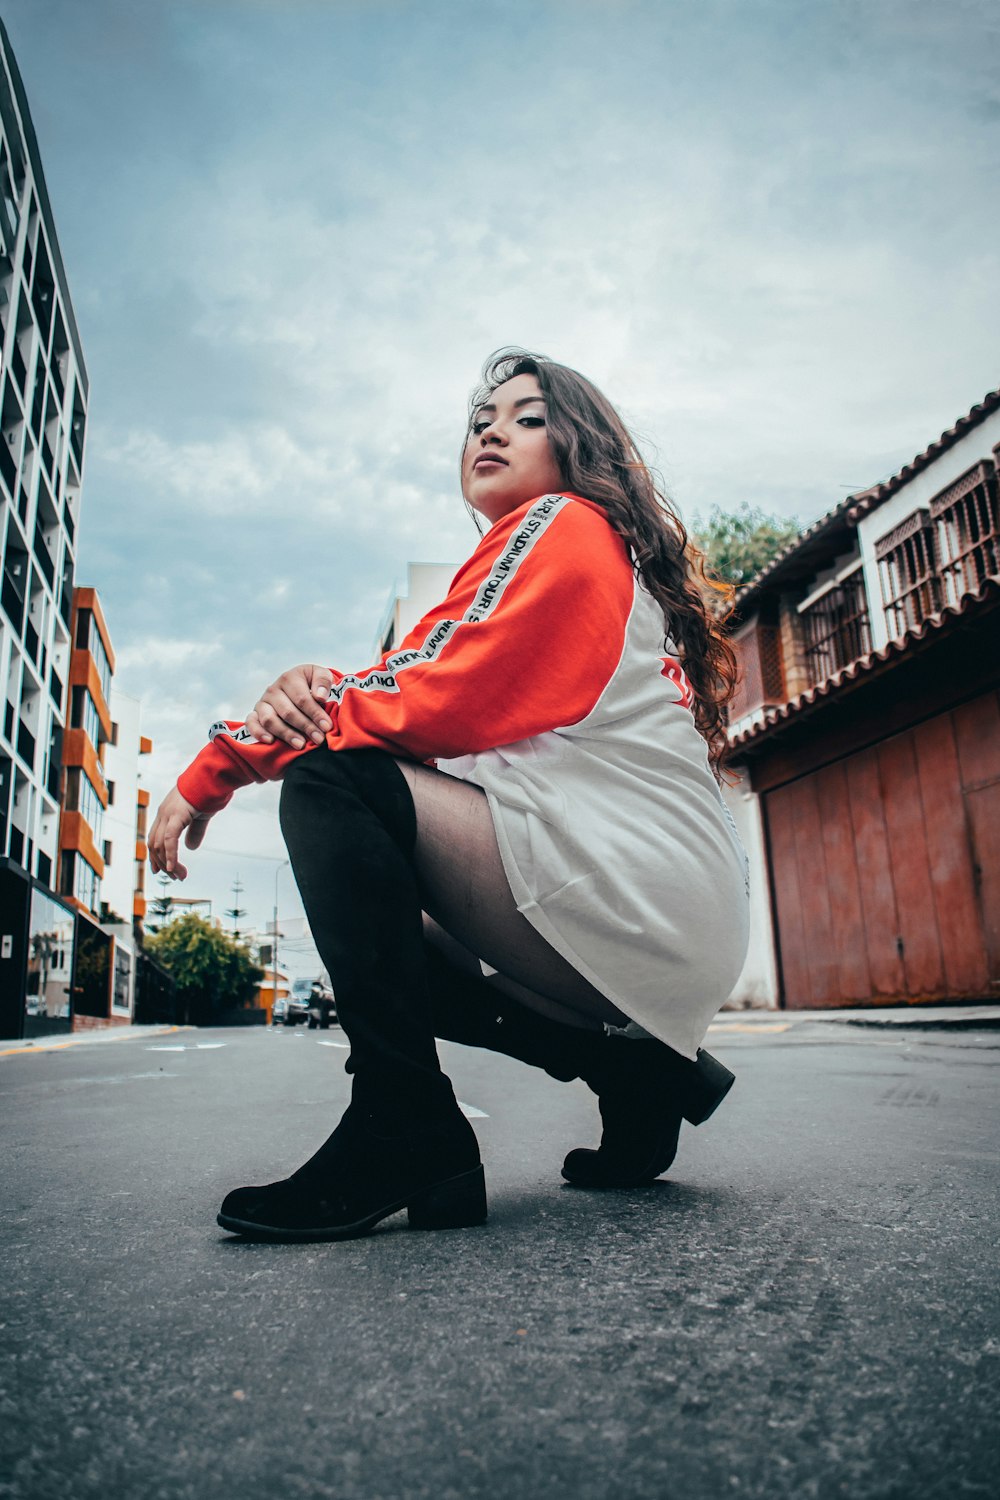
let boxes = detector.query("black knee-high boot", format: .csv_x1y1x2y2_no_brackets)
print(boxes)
216,748,485,1241
423,944,734,1189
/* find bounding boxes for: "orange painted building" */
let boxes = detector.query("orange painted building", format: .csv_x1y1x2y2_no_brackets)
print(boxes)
57,585,113,915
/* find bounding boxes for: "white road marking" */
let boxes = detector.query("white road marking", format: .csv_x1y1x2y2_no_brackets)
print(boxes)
315,1040,350,1048
73,1072,179,1085
146,1042,227,1053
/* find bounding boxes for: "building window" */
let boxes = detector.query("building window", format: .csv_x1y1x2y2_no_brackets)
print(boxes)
64,765,105,845
70,685,102,749
876,509,940,639
75,854,98,912
800,571,872,687
2,529,28,631
91,625,112,705
729,613,785,720
112,945,132,1012
931,460,1000,609
75,609,112,704
59,850,96,910
0,154,18,244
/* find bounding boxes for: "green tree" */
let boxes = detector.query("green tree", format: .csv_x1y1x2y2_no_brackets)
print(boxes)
144,913,263,1026
691,503,802,588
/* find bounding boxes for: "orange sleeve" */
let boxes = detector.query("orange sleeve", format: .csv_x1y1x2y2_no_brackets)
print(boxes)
177,494,635,814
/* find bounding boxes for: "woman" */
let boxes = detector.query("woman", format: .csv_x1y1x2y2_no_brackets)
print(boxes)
149,348,750,1242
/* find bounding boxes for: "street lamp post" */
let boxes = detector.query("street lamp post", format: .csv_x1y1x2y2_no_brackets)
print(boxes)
273,859,290,1015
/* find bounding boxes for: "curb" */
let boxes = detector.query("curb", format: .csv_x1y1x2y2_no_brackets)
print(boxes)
842,1015,1000,1031
0,1024,193,1059
712,1006,1000,1033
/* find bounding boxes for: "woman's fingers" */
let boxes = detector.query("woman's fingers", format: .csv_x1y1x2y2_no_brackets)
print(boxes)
185,816,211,851
148,787,207,880
278,665,334,735
308,665,335,703
253,689,317,749
245,709,274,745
150,815,187,880
252,665,334,749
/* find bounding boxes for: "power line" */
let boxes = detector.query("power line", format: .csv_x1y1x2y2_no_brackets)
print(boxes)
188,844,290,863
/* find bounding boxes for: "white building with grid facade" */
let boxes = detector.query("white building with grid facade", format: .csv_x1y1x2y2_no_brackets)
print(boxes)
0,18,87,892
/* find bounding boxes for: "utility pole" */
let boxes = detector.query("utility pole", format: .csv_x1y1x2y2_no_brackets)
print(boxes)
225,875,247,940
273,860,289,1015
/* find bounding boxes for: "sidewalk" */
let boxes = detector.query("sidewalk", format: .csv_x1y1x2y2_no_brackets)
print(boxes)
710,1003,1000,1032
4,1006,1000,1059
0,1024,192,1057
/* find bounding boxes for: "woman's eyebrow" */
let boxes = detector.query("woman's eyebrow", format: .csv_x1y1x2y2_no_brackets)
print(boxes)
475,396,547,415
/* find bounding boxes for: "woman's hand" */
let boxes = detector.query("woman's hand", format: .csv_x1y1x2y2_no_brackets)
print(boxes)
148,786,213,881
246,663,335,749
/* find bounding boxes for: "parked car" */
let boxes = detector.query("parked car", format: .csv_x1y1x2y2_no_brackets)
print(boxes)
307,981,338,1030
270,996,288,1026
284,980,314,1027
281,977,338,1029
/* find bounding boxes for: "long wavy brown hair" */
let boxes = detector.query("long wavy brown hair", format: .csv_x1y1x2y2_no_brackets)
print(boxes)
466,348,737,776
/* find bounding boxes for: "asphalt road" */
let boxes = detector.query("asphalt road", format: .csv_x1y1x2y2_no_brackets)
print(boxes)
2,1019,998,1500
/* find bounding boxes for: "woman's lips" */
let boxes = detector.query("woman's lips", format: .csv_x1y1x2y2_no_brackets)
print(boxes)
474,455,508,470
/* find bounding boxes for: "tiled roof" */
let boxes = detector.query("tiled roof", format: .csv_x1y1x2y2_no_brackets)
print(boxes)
728,575,1000,752
731,495,859,612
733,385,1000,612
844,386,1000,524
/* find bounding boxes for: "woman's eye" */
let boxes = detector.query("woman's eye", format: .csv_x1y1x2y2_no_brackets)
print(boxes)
471,421,489,435
518,416,545,427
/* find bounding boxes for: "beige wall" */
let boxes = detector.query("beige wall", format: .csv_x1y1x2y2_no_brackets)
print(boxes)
722,768,779,1009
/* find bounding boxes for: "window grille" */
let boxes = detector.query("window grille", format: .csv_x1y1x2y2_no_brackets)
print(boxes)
800,571,872,687
930,460,1000,608
876,509,939,639
729,619,784,720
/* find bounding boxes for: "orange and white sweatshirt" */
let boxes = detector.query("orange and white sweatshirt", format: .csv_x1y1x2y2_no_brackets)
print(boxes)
177,492,749,1057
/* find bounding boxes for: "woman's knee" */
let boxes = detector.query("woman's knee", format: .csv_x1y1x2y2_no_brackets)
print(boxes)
279,746,418,853
278,747,326,823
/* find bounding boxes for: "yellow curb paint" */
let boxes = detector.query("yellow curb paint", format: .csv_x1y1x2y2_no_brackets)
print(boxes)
707,1021,791,1034
0,1025,191,1059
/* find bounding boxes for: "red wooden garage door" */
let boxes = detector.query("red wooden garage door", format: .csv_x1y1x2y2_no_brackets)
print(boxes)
764,690,1000,1007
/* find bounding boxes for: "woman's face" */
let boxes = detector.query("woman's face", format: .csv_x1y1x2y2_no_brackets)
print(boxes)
462,372,565,526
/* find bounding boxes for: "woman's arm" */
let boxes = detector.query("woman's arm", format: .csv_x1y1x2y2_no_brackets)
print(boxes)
172,494,636,815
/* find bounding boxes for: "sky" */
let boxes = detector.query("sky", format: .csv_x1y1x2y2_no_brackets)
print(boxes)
4,0,999,963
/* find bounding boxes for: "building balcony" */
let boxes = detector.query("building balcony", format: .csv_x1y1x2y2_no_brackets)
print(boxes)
58,810,105,879
16,718,35,769
0,432,17,496
800,572,873,690
32,517,55,586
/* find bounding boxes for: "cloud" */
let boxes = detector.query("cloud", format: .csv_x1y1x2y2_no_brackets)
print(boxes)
97,424,345,515
115,635,222,672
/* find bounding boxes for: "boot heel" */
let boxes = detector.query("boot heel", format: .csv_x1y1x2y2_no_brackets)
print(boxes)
681,1049,735,1125
408,1165,488,1230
